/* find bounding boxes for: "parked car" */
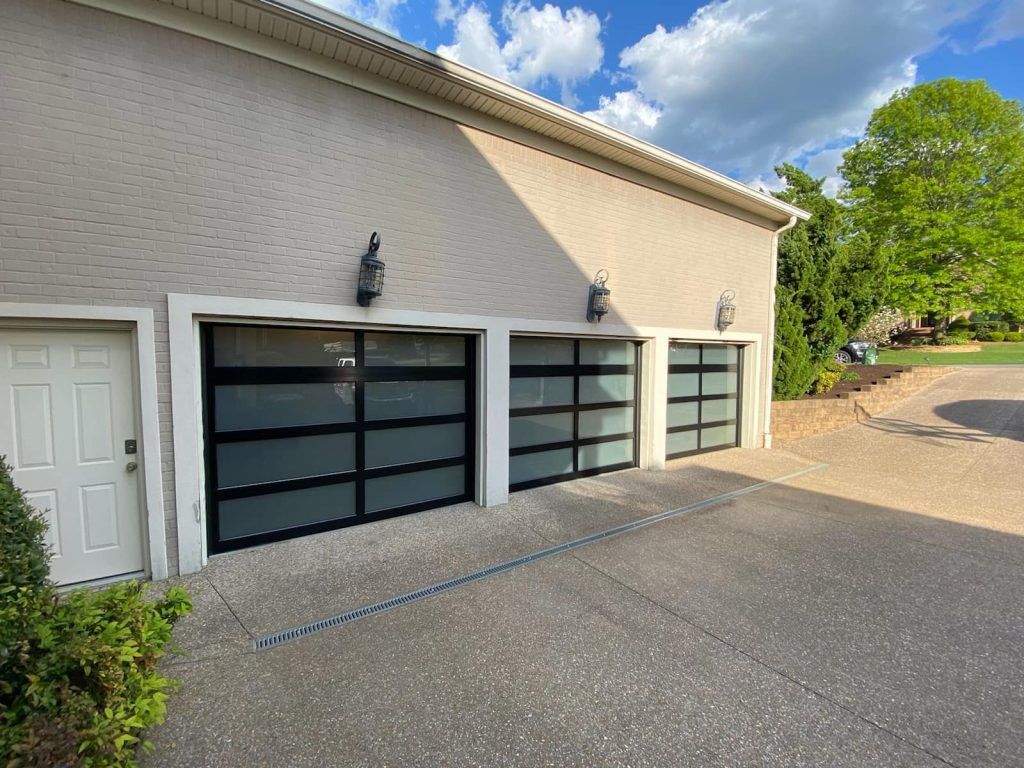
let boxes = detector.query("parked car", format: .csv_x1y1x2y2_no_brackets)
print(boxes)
835,339,876,364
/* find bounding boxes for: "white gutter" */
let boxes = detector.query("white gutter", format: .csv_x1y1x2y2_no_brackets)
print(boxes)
762,215,799,449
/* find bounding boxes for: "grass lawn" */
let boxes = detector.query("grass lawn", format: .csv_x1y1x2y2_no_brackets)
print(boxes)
878,342,1024,365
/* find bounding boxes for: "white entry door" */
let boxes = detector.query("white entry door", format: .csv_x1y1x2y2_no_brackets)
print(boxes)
0,329,145,585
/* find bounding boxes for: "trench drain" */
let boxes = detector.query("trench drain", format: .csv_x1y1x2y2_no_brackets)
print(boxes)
253,463,828,651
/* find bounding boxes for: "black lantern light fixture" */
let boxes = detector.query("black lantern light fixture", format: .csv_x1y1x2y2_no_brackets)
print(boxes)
587,269,611,322
356,231,385,307
717,289,737,332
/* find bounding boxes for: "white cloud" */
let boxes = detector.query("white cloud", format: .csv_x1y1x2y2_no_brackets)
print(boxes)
980,0,1024,47
311,0,405,34
437,2,603,107
803,147,850,198
587,0,988,188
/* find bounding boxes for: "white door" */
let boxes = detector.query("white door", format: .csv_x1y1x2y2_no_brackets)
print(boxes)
0,329,145,585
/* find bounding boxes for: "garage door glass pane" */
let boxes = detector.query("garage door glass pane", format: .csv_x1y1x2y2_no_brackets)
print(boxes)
578,407,633,439
215,384,355,430
364,334,465,366
364,380,465,420
578,439,633,471
667,401,699,428
579,340,635,365
365,423,464,468
217,433,355,488
579,374,634,404
701,398,736,423
702,345,738,364
365,465,464,512
218,483,356,540
667,431,698,455
509,376,573,408
702,371,738,396
510,413,574,448
668,373,699,398
213,326,355,366
509,448,573,484
701,424,736,448
510,338,574,365
668,343,700,364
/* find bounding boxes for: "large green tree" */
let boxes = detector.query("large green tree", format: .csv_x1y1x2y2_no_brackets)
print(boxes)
840,79,1024,326
771,164,886,400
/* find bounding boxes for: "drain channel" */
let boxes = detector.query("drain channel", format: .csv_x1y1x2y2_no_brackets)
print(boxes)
254,463,828,650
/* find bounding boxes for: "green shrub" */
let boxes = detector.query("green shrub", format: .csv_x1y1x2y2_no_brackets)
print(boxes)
0,459,191,767
948,317,971,332
970,320,1010,333
812,361,846,394
936,333,972,346
1004,331,1023,342
979,331,1006,342
839,371,859,382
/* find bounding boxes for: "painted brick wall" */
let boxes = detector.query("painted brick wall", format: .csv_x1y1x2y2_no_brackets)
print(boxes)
0,0,777,574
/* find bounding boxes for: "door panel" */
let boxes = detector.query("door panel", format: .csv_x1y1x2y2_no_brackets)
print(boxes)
0,329,144,584
665,342,742,459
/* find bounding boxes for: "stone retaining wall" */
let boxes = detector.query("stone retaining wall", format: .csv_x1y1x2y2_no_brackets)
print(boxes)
771,366,956,443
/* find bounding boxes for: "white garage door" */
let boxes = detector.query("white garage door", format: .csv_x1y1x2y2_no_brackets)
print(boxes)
0,329,145,585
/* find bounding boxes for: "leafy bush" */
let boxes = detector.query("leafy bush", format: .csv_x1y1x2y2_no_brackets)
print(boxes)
936,333,972,345
812,361,847,394
839,371,860,382
0,459,191,767
1004,331,1023,342
970,320,1010,333
979,331,1006,342
947,316,971,333
856,306,904,347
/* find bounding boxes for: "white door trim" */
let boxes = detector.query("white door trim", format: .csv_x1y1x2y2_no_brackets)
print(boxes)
0,304,167,580
168,292,764,576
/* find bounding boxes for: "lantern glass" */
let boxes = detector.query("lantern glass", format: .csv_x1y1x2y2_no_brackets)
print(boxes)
718,304,735,330
358,257,385,302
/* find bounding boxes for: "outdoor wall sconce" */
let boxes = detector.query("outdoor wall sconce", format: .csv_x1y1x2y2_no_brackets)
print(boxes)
587,269,611,322
717,289,737,331
356,231,385,307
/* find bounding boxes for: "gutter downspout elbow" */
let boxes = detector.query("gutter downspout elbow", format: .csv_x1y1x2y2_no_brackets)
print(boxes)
763,215,798,449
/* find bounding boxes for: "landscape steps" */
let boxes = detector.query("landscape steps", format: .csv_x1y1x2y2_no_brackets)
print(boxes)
771,365,956,443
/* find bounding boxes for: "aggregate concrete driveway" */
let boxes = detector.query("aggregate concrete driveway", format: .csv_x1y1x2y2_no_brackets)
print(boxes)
149,367,1024,767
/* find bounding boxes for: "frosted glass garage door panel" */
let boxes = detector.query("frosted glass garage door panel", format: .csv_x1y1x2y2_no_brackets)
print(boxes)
365,423,464,468
218,483,356,540
217,433,356,488
215,384,355,430
579,340,635,365
510,338,574,365
212,326,355,366
578,407,634,439
579,375,634,404
509,377,574,408
365,466,464,512
364,380,465,420
701,424,737,449
509,449,573,484
667,402,699,428
702,345,739,364
668,373,699,398
701,399,737,423
668,343,701,364
702,372,738,396
667,431,698,455
509,413,574,449
364,334,465,366
578,439,633,471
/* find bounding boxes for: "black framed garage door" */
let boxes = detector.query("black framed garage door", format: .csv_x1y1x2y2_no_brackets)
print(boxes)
202,324,474,553
509,337,640,491
666,342,741,459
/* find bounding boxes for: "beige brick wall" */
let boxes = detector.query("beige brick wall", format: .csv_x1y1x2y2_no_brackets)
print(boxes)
0,0,778,574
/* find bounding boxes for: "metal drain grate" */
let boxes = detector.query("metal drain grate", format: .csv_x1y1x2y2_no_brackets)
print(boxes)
254,463,828,650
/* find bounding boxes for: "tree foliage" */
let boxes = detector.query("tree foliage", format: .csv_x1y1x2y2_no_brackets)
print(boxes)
771,164,887,399
840,79,1024,323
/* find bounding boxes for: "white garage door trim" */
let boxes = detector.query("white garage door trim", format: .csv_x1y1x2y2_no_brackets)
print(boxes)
0,304,166,581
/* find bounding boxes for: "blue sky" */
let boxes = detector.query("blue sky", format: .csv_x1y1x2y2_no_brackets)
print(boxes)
312,0,1024,194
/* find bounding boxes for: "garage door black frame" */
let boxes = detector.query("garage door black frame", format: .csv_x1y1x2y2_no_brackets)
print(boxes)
666,343,741,460
202,324,475,554
509,338,641,492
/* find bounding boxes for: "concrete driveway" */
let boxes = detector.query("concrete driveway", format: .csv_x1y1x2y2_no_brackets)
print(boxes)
148,367,1024,767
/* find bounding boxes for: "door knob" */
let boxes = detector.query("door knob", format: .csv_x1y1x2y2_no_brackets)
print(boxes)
126,462,138,473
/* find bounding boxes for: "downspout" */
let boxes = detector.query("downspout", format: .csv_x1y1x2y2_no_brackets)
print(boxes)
762,215,798,449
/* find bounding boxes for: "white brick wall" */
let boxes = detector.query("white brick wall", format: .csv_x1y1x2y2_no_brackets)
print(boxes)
0,0,777,575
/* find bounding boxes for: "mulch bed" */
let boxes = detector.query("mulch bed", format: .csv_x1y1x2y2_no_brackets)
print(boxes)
802,364,907,400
